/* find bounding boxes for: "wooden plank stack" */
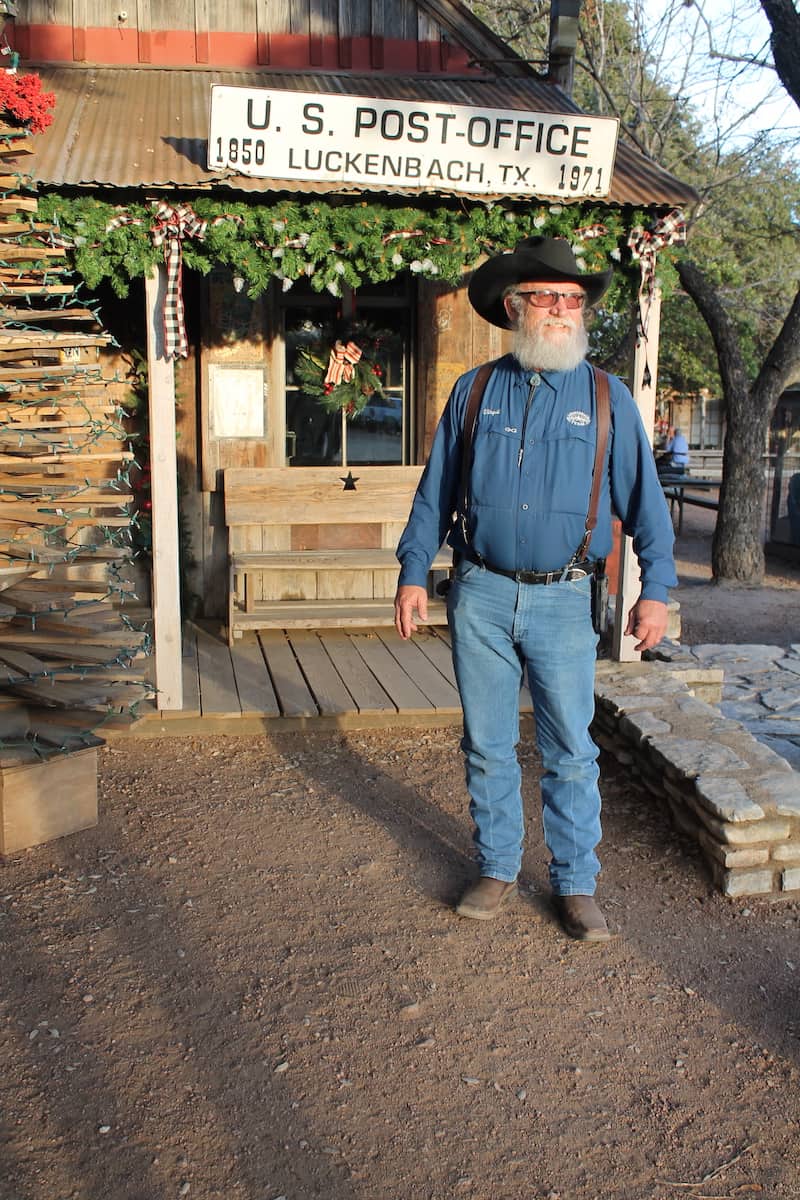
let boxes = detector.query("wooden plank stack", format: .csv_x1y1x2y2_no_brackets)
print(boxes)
0,120,151,829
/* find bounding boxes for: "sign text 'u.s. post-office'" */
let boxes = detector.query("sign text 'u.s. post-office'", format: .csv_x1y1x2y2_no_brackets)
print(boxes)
208,87,620,198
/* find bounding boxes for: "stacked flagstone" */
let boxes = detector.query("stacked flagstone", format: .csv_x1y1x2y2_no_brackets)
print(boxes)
705,643,800,770
594,655,800,898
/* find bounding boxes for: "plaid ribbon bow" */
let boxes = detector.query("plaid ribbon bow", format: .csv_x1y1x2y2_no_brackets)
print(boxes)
324,340,363,387
627,209,686,381
107,203,241,360
150,203,210,360
628,209,686,313
573,223,609,241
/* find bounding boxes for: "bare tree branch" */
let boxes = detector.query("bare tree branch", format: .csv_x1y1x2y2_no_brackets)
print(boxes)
709,48,774,68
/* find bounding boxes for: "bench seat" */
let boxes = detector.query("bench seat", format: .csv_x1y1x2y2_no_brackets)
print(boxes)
224,466,451,643
231,548,452,572
679,495,718,510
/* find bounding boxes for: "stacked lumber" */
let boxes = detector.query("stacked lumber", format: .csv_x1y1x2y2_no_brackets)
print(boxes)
0,121,152,763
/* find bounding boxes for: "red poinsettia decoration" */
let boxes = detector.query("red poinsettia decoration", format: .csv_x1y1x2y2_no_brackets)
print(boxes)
0,71,56,133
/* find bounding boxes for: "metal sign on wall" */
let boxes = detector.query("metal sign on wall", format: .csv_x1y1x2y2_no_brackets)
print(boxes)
208,86,619,198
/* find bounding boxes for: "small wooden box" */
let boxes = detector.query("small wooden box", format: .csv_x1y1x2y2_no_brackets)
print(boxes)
0,746,98,855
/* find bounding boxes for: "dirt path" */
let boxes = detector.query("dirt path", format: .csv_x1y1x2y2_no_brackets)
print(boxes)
1,508,799,1200
671,504,800,647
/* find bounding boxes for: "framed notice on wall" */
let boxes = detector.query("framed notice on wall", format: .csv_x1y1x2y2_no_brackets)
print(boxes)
208,364,266,438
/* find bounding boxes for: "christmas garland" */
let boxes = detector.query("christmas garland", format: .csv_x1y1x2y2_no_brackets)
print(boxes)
36,193,680,308
294,324,386,416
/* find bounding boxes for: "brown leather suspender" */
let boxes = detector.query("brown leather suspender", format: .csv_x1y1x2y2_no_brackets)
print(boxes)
577,365,611,562
458,358,499,535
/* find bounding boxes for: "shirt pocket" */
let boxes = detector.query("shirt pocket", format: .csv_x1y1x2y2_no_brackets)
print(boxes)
470,426,519,510
535,425,596,515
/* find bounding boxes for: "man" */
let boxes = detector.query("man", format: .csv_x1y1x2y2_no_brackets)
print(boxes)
657,426,690,475
394,236,676,942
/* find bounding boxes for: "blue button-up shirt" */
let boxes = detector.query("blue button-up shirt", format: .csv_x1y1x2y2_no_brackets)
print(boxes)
665,431,690,467
397,354,676,603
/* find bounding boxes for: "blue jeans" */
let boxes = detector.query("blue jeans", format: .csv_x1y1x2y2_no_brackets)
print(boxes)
447,558,601,895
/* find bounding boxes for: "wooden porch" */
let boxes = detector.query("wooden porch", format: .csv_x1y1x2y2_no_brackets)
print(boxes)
122,622,534,736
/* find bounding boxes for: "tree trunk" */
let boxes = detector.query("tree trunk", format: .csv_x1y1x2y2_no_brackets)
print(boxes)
676,257,766,583
677,256,800,584
761,0,800,108
713,385,769,584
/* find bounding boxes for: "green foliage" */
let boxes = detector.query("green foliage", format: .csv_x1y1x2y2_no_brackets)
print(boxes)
680,144,800,376
658,294,723,396
36,196,160,295
35,192,648,306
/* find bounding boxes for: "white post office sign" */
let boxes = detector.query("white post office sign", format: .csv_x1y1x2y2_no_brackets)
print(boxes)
208,86,619,199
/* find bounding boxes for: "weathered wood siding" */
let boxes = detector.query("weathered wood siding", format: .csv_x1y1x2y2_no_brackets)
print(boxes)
14,0,476,70
417,273,510,460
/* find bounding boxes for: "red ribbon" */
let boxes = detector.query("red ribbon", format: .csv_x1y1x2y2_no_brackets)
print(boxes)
324,340,363,387
628,209,686,300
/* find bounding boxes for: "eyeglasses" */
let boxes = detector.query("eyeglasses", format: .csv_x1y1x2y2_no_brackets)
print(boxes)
516,289,586,310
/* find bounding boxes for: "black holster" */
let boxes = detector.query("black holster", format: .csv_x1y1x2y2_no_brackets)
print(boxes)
590,560,609,635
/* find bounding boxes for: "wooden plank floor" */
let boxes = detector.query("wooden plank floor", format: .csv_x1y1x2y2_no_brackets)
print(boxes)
123,623,535,735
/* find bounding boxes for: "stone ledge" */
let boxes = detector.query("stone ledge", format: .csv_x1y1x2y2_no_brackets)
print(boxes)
594,659,800,898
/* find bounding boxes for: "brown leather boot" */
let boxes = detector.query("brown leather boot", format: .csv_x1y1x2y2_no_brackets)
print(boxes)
456,876,518,920
552,895,612,942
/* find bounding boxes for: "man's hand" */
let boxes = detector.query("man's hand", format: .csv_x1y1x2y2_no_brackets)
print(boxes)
624,598,668,652
394,585,429,640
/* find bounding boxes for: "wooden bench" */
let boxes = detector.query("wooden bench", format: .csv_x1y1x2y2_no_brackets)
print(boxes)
224,466,451,643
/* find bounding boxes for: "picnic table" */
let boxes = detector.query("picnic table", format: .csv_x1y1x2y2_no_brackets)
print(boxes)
659,473,721,533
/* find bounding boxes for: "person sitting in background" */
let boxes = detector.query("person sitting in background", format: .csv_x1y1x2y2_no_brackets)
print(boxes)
657,426,690,475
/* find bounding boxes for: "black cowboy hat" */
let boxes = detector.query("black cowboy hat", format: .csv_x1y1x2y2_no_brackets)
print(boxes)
468,235,614,329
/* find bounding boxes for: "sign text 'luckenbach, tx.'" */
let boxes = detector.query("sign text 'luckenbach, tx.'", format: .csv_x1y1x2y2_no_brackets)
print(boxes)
208,87,620,198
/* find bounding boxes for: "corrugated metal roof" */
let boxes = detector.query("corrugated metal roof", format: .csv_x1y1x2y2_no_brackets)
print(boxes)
24,66,697,207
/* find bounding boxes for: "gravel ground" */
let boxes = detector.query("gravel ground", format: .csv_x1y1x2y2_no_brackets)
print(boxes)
671,505,800,647
1,505,799,1200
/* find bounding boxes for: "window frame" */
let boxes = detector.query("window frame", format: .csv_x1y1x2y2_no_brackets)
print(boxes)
278,277,416,468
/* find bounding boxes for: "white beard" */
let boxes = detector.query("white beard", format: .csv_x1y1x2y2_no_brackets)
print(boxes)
512,318,589,373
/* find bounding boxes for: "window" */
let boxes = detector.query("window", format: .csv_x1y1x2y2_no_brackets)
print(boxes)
283,279,413,467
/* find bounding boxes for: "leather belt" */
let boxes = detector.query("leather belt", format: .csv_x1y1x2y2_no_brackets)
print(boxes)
465,553,591,585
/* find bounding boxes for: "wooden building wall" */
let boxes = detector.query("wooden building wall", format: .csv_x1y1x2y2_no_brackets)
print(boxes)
417,272,508,460
185,270,507,619
13,0,475,71
10,0,512,622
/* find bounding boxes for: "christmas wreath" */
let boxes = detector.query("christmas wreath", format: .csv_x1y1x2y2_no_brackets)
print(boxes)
294,324,386,416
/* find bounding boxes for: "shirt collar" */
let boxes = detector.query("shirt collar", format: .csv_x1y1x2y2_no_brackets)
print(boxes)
509,355,589,391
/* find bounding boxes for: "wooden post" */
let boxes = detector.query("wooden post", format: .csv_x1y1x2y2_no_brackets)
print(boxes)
611,285,662,662
144,265,183,710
